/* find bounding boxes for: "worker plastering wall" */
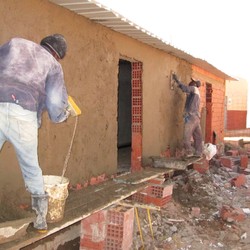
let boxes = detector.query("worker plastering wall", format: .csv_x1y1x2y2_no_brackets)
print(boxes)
0,0,226,204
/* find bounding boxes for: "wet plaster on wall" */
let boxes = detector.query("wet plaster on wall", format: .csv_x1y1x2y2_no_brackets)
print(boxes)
112,35,192,158
0,0,215,207
0,0,119,202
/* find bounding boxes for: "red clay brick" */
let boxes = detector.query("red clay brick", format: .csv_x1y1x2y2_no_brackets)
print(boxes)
90,177,98,185
80,210,107,243
107,206,134,227
220,205,246,222
220,156,240,169
240,155,248,169
81,206,135,250
231,174,247,187
147,183,173,198
131,192,147,203
105,237,132,250
146,194,172,207
105,206,134,250
193,159,209,174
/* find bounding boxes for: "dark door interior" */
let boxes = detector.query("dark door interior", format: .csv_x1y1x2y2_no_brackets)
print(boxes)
117,59,132,171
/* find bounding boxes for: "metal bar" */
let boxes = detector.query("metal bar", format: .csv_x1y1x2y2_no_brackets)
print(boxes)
147,208,154,239
135,207,144,249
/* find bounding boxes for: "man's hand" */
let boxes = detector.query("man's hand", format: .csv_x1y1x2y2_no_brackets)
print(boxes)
172,73,178,82
65,106,71,118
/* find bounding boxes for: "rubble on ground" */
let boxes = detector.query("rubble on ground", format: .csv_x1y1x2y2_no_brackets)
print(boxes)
1,141,250,249
132,142,250,250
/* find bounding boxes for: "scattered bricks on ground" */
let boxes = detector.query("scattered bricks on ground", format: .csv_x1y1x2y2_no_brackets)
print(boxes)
220,205,246,223
220,156,241,169
240,155,248,169
192,158,209,174
231,174,247,187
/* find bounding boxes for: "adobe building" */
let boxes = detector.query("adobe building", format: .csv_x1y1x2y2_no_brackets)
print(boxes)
0,0,235,247
225,77,248,130
0,1,236,247
0,0,235,201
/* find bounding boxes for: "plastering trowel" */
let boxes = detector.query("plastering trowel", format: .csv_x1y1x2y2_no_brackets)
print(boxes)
67,95,81,116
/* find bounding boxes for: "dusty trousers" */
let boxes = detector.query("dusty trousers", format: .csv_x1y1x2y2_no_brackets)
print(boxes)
183,114,203,155
0,102,45,195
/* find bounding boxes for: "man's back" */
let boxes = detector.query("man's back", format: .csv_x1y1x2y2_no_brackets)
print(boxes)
0,37,65,120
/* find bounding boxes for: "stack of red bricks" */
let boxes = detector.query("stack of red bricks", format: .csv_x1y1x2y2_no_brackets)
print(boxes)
105,206,134,250
131,176,173,208
218,149,249,188
220,149,249,172
80,210,107,250
80,205,134,250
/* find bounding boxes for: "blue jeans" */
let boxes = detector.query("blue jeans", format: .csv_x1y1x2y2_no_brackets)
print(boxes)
0,103,45,195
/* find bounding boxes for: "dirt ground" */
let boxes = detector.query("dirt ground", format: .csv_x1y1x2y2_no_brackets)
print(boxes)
132,156,250,250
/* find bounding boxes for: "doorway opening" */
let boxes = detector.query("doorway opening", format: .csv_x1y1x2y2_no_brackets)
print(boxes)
118,59,132,172
205,83,212,143
117,59,143,173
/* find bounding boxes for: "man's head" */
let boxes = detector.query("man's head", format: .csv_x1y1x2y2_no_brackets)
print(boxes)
40,34,67,59
189,78,201,88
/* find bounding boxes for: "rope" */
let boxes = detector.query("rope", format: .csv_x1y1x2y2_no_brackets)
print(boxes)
61,116,78,183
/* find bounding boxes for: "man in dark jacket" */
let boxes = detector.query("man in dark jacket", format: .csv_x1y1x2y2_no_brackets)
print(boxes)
0,34,69,232
173,74,203,157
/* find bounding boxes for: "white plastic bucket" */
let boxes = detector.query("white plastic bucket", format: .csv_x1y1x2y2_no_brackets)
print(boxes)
43,175,69,223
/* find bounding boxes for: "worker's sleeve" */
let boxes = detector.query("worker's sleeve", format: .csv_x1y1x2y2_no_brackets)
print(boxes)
45,65,69,123
178,83,195,94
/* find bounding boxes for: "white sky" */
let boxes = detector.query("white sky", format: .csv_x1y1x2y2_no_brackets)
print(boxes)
97,0,250,81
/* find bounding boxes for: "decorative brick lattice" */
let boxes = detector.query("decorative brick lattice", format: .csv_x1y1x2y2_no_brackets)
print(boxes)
105,206,134,250
131,62,143,171
131,62,142,134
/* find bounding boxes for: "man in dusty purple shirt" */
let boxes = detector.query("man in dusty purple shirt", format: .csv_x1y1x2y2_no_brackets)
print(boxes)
0,34,69,231
173,74,203,158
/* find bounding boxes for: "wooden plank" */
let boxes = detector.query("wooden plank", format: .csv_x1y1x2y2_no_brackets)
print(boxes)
149,156,202,170
118,200,161,211
1,168,170,250
113,168,173,184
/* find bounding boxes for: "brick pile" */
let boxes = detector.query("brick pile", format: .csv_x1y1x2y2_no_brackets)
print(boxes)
219,148,249,172
80,206,134,250
131,176,173,208
105,206,134,250
80,210,107,250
